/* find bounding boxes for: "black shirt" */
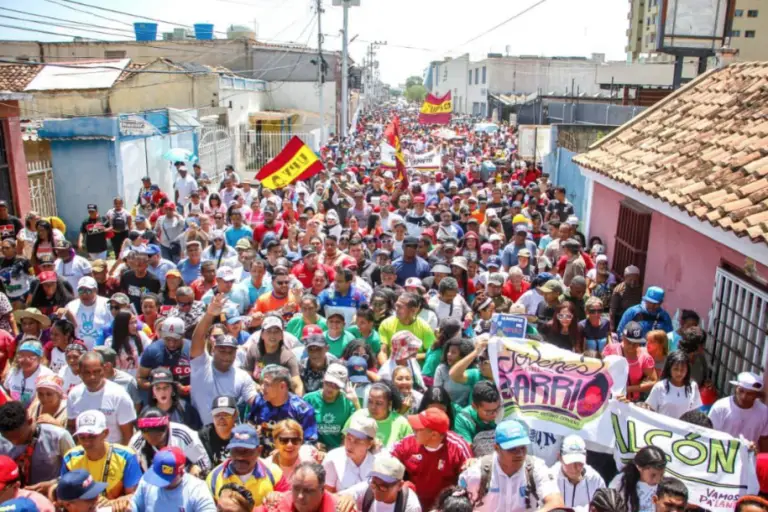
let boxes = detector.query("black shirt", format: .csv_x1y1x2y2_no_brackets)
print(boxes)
199,424,231,467
119,270,161,311
80,216,110,253
0,216,22,241
547,199,575,223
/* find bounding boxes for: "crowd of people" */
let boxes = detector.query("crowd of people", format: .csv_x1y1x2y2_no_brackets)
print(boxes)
0,106,762,512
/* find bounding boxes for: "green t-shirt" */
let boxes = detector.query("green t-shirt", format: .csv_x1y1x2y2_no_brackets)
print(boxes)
465,368,491,404
378,316,436,353
421,346,443,377
347,326,382,355
304,390,356,450
343,410,413,449
325,330,356,358
285,315,327,340
453,405,496,444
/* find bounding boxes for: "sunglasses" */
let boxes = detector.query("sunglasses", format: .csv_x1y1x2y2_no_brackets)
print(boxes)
275,280,290,286
558,313,573,320
178,301,193,308
278,437,301,445
78,288,95,294
588,309,603,314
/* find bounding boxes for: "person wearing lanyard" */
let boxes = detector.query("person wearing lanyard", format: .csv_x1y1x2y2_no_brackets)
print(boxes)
60,410,141,512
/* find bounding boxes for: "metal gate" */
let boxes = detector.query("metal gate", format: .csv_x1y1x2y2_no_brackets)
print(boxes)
27,160,57,217
237,127,317,175
197,126,232,186
707,264,768,394
611,200,652,288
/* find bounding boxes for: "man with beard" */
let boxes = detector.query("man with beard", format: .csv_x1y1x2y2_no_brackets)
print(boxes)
252,206,284,245
292,246,334,289
117,247,161,312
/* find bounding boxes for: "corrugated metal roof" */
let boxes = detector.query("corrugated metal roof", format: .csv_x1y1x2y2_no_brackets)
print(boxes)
25,59,130,91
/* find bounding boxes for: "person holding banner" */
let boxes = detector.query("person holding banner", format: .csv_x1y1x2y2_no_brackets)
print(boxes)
603,322,657,401
708,371,768,450
549,435,606,512
608,446,667,512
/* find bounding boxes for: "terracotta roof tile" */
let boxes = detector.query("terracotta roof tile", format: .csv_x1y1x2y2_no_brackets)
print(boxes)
0,64,42,92
573,61,768,246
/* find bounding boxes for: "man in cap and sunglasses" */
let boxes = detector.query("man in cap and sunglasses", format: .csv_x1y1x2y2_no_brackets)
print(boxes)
709,371,768,450
336,454,420,512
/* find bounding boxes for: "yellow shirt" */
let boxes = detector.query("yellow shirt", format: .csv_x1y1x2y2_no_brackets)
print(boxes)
62,444,142,500
207,459,287,505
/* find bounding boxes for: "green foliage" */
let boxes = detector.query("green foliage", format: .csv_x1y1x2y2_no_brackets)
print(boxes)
405,84,427,103
405,75,423,89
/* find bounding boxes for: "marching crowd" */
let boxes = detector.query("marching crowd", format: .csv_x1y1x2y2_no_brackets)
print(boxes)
0,105,763,512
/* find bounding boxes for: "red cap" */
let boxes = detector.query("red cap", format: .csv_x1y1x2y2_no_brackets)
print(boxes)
38,270,57,284
341,258,358,270
413,194,426,203
407,408,449,434
302,325,324,338
373,206,381,213
0,456,19,489
164,202,176,209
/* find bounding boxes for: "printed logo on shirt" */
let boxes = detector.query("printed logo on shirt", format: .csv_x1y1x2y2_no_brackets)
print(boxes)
437,460,445,471
0,224,13,238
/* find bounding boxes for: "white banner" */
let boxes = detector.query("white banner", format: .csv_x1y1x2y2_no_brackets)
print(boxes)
409,150,441,170
380,142,396,169
609,401,757,512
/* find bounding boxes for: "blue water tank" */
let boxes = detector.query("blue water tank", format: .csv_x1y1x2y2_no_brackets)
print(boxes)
134,22,158,41
194,24,214,40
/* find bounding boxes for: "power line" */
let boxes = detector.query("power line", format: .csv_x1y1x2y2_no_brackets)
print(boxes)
255,13,316,80
0,14,134,38
0,7,134,34
43,0,134,27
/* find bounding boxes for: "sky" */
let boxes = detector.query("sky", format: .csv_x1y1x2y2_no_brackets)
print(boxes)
0,0,630,86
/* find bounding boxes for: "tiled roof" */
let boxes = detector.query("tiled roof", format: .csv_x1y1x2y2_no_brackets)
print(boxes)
573,61,768,246
116,61,150,82
0,64,42,92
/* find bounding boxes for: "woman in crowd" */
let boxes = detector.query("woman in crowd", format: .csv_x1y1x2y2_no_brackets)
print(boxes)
379,331,424,392
161,269,184,306
646,330,669,378
261,419,317,483
4,340,52,406
579,297,612,353
645,350,702,419
13,307,51,345
349,381,411,449
59,342,86,394
433,337,475,408
609,446,666,512
436,487,473,512
422,317,462,386
138,293,162,340
146,366,202,430
604,324,657,402
285,294,327,339
418,385,459,428
203,231,237,269
217,484,255,512
341,340,380,379
369,290,394,329
589,488,627,512
0,238,32,309
392,365,422,415
347,306,382,364
459,232,480,262
28,271,74,318
44,318,77,373
104,311,148,377
309,268,331,298
17,211,39,260
0,280,15,335
28,373,67,427
540,301,581,352
470,296,495,337
30,220,59,270
206,192,227,217
323,414,378,492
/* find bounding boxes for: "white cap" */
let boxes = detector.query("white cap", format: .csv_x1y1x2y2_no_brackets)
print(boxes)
345,411,378,440
77,276,98,290
324,363,348,389
567,215,580,226
730,372,763,392
75,410,107,436
596,254,609,264
159,317,185,339
383,171,394,179
262,316,283,332
489,233,502,242
404,277,423,289
369,453,405,483
216,266,237,282
560,435,586,465
624,265,640,276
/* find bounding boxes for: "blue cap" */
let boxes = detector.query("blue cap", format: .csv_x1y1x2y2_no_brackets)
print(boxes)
495,419,531,450
223,307,245,326
346,356,370,383
135,215,147,223
486,255,502,269
226,424,260,450
57,469,107,501
643,286,665,304
143,447,185,488
0,498,39,512
146,244,161,256
17,341,43,358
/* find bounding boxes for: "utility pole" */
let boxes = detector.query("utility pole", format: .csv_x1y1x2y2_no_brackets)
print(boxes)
366,41,386,106
316,0,325,145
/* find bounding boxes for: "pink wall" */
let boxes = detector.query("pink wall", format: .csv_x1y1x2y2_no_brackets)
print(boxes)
588,182,768,324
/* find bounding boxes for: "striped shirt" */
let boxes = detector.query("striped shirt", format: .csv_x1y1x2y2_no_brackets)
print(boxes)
129,422,212,474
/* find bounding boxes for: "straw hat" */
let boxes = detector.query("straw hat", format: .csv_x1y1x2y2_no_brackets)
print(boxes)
13,308,51,329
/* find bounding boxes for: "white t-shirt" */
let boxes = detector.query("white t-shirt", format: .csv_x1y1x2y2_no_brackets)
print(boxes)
174,175,198,207
55,256,92,294
65,297,113,350
322,447,376,491
609,475,656,512
516,289,545,316
59,365,82,395
459,454,559,512
549,462,606,512
646,380,702,419
189,351,257,425
4,365,53,405
66,380,137,443
708,396,768,444
338,481,422,512
48,346,68,374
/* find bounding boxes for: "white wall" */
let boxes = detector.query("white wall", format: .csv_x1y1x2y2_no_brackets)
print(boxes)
265,81,337,134
595,61,698,87
490,58,599,95
431,55,470,114
220,89,267,127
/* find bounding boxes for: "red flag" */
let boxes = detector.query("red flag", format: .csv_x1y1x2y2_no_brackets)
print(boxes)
384,116,408,189
419,91,452,125
255,136,323,189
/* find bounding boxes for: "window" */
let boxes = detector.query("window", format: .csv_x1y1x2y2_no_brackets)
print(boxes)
731,29,741,37
104,50,126,59
482,66,486,84
734,9,744,16
746,30,756,38
474,68,479,84
468,70,472,85
748,9,758,17
611,200,652,289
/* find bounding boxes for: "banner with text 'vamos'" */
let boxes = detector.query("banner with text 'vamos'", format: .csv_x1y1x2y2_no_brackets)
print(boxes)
610,401,757,512
489,337,627,441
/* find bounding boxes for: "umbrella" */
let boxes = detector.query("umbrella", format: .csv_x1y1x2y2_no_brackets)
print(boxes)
163,148,198,163
473,123,499,134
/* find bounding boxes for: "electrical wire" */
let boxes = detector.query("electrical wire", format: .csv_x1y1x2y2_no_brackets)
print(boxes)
0,14,134,38
255,13,316,80
0,7,135,34
43,0,134,28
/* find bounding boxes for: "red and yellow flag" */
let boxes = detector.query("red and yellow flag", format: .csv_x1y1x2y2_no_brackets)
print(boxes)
255,136,323,189
384,116,408,188
419,91,452,125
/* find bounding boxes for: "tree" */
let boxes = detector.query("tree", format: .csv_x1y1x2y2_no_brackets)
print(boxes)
405,75,423,89
390,88,403,98
405,84,426,104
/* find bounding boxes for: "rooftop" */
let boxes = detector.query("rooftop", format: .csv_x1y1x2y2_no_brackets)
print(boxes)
574,61,768,246
0,63,42,92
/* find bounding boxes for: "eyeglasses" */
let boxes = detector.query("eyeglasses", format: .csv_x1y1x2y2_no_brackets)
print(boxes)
178,301,193,308
369,477,399,492
277,436,301,445
558,313,574,320
78,288,95,294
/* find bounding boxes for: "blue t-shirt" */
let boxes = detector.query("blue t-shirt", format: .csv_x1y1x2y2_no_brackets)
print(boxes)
131,474,216,512
177,258,202,285
617,304,674,337
392,256,431,285
501,240,539,268
139,339,192,387
317,286,368,326
248,393,318,451
225,226,253,247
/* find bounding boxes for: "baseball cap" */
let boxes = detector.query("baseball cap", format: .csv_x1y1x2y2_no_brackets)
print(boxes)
0,456,19,490
213,334,239,349
57,469,107,501
87,204,98,212
622,321,644,343
624,265,640,276
109,293,131,307
730,371,764,391
91,259,107,272
227,424,260,450
149,367,174,386
431,264,451,275
77,276,98,290
324,363,348,389
560,435,587,465
159,317,185,339
369,454,405,484
75,410,107,436
495,419,531,450
262,316,284,332
345,412,378,440
143,447,186,488
17,341,43,358
222,308,245,325
643,286,665,304
407,408,449,434
216,266,237,282
413,194,426,203
486,256,502,269
0,497,39,512
36,270,57,284
539,279,564,294
211,396,238,417
145,245,161,256
403,236,419,247
488,273,505,287
404,277,424,290
346,356,370,383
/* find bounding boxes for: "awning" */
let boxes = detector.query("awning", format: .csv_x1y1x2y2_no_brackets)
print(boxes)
249,111,296,122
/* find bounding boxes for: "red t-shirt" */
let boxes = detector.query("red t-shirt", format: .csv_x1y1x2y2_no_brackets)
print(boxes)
391,432,472,510
502,279,531,302
291,263,335,289
252,221,285,244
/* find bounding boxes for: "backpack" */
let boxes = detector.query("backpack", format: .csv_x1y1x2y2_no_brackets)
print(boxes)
474,454,538,509
361,487,408,512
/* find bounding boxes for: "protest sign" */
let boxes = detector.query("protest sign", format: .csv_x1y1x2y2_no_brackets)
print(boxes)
488,337,627,440
490,314,527,338
408,151,441,171
609,401,757,512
